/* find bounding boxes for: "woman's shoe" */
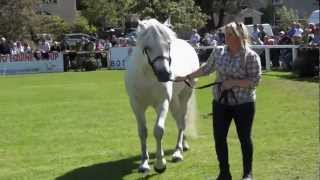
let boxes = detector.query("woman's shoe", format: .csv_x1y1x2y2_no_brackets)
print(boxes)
242,173,252,180
216,172,232,180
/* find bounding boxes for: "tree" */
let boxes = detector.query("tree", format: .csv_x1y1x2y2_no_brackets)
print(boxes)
275,6,299,30
195,0,243,30
0,0,39,40
81,0,207,34
35,15,70,41
81,0,134,31
135,0,207,33
260,2,275,24
70,15,97,35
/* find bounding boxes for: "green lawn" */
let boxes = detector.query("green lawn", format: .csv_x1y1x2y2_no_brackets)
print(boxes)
0,71,318,180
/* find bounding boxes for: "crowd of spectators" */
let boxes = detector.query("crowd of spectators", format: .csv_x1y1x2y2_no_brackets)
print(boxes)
190,21,320,70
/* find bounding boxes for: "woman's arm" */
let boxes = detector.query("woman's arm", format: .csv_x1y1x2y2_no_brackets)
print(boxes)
223,51,262,89
174,68,206,82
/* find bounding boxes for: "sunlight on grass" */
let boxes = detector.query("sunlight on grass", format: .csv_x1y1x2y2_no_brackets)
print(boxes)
0,71,318,180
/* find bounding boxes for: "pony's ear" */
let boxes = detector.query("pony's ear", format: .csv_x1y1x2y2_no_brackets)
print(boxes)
138,20,147,31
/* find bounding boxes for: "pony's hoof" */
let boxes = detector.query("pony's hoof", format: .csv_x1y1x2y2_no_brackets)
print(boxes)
138,161,150,173
172,150,183,162
154,165,166,173
172,155,183,162
138,167,150,173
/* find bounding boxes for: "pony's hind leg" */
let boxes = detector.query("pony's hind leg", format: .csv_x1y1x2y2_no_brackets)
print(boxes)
170,89,193,162
130,100,150,173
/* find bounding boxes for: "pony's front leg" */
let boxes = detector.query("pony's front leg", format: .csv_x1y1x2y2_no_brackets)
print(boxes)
130,100,150,173
153,99,170,173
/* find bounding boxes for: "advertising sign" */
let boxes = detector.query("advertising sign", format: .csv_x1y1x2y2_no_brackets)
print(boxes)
109,47,136,70
0,52,64,75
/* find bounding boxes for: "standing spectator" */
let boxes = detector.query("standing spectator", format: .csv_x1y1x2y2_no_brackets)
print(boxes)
22,41,32,53
202,32,216,46
278,31,293,70
287,22,297,38
50,41,61,52
11,42,23,55
111,35,119,47
258,25,267,43
0,37,10,55
189,29,201,47
39,39,50,59
60,39,70,51
216,29,225,45
292,23,304,44
95,39,105,51
250,24,262,45
310,25,320,46
105,39,112,49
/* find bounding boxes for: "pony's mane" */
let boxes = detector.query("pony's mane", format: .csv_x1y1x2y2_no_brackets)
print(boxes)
136,18,176,46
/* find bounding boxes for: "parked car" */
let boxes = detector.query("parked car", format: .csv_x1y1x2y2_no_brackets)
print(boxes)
63,33,96,46
246,24,274,37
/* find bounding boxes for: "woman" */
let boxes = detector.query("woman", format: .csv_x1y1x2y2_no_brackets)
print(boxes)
175,22,261,180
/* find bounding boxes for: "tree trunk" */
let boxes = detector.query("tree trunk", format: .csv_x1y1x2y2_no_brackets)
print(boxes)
206,12,215,31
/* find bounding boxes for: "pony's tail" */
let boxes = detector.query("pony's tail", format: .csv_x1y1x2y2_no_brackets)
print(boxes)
185,89,198,138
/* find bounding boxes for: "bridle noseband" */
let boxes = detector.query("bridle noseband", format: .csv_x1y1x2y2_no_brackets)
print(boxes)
143,43,172,70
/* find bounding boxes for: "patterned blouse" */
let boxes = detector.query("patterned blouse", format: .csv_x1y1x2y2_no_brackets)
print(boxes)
200,46,262,105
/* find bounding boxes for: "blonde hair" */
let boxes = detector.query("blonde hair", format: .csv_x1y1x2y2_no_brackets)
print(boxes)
224,21,251,49
224,22,252,67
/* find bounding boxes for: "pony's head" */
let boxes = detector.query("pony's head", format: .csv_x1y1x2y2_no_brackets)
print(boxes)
136,18,177,82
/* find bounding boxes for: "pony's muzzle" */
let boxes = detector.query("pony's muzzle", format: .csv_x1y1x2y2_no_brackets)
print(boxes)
155,70,172,82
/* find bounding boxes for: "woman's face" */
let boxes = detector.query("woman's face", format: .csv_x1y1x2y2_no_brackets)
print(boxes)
225,28,241,47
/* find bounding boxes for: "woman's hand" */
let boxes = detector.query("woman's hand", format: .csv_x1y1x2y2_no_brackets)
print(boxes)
174,76,188,82
222,80,235,90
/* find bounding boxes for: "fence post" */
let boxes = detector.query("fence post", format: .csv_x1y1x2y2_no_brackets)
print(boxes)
265,48,270,70
292,47,297,63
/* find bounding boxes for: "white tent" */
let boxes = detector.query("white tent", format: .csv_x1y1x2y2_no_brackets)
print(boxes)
308,10,319,24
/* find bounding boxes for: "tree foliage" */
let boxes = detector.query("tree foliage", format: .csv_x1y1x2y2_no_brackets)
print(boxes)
275,6,299,30
81,0,133,30
35,15,70,41
130,0,207,32
70,15,97,35
195,0,243,30
81,0,207,33
0,0,39,40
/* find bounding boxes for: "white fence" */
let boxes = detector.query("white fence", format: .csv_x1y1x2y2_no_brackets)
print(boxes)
197,45,300,70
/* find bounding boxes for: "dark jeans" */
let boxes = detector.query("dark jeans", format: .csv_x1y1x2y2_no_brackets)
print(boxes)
212,101,255,175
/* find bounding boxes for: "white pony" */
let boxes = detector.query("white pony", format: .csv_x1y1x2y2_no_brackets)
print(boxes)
125,18,199,173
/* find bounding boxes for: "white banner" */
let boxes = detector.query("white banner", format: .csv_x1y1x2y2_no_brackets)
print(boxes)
109,47,136,70
0,52,64,75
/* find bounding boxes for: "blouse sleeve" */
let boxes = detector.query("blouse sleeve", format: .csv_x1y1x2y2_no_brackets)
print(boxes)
246,50,262,88
200,47,222,75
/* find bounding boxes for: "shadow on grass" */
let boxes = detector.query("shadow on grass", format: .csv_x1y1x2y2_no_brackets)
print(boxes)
55,149,175,180
262,71,318,83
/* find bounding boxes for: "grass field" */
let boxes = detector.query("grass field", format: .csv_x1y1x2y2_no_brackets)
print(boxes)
0,70,318,180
